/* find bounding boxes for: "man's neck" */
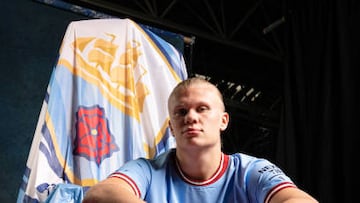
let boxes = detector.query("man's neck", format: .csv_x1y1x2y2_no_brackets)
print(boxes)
175,148,222,181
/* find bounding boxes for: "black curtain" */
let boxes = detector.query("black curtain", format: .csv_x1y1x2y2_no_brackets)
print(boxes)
278,0,358,202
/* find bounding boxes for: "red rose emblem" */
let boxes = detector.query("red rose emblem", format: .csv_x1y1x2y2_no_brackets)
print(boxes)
73,105,119,165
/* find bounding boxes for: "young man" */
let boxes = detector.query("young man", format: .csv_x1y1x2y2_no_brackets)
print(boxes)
83,77,318,203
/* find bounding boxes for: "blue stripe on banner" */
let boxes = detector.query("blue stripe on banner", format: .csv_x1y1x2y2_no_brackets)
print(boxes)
40,123,71,183
22,194,39,203
140,25,187,80
155,128,173,156
143,25,185,53
123,115,134,162
44,67,56,104
19,166,31,191
46,67,74,168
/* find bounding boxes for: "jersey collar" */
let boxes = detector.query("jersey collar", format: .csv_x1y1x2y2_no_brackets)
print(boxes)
175,153,229,186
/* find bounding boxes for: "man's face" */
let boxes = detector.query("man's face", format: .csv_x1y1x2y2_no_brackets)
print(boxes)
168,83,229,150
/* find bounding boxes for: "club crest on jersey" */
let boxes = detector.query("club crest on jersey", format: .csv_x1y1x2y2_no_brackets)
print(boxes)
73,105,119,166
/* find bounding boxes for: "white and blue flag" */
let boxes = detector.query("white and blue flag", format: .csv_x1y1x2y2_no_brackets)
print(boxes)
17,18,187,202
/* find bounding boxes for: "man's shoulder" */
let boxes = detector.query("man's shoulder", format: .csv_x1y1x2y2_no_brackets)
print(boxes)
228,152,257,160
228,152,272,168
148,148,176,169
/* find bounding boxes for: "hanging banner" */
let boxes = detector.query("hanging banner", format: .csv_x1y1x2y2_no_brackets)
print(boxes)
17,18,187,202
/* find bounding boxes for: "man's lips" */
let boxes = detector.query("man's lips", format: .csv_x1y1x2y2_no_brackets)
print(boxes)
182,128,202,135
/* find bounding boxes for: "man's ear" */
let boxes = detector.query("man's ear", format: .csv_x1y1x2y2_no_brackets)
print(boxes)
220,112,229,131
168,120,175,136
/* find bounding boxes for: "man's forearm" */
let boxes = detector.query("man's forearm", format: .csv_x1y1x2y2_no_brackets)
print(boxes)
82,178,145,203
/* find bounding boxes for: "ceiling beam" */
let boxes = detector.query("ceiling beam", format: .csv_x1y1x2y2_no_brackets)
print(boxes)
74,0,283,61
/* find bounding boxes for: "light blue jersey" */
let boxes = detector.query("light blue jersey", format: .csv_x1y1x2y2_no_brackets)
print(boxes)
110,149,296,203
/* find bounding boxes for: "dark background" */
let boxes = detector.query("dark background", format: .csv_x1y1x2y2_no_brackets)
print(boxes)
0,1,86,201
1,0,357,202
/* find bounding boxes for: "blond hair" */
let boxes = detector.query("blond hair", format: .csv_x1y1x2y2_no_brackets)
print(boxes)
168,77,225,110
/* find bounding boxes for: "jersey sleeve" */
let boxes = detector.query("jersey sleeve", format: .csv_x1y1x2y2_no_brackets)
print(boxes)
109,158,151,199
242,156,296,203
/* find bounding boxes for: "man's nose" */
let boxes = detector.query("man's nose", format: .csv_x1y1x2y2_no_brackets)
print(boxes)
184,109,198,124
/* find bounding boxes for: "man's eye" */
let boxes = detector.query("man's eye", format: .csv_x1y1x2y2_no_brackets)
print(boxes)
175,109,187,116
197,106,209,112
